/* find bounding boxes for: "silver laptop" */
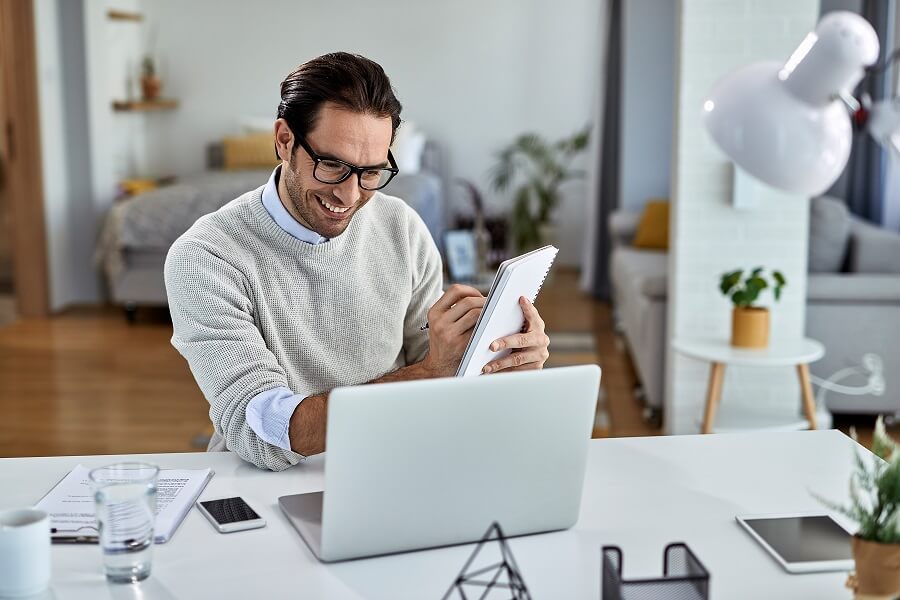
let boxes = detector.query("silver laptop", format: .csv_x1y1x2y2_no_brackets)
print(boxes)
279,364,601,562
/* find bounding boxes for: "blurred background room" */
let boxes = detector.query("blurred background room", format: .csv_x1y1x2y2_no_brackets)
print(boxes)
1,0,899,458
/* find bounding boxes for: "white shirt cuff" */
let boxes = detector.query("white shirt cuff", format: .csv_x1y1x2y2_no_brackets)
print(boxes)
245,387,305,451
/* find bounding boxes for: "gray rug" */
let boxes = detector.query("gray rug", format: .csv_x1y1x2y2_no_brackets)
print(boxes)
548,331,596,353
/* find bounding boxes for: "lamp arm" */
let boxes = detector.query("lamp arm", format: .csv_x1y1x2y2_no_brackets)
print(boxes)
865,47,900,75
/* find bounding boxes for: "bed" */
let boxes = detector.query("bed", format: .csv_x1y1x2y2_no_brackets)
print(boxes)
96,143,445,320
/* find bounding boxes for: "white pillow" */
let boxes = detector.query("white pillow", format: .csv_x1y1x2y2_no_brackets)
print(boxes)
391,121,426,174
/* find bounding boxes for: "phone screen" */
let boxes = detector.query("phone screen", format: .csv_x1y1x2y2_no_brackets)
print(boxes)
199,497,261,525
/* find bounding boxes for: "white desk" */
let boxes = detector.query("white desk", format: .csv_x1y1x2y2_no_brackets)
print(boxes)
1,430,863,599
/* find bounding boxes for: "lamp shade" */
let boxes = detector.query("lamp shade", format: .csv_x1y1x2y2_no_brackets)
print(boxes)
702,12,879,196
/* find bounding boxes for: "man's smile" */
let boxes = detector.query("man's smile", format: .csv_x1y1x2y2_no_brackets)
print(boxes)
315,193,352,216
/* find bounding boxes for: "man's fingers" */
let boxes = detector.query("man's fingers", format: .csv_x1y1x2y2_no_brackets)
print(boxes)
430,284,484,313
451,307,482,336
500,362,544,373
490,330,549,352
482,349,548,374
444,295,485,324
520,296,545,331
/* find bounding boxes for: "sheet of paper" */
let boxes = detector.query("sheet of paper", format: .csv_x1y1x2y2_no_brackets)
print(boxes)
35,464,213,543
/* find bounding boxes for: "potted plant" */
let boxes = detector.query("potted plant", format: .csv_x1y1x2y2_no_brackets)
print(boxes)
719,267,786,348
817,418,900,599
489,126,590,252
141,55,161,101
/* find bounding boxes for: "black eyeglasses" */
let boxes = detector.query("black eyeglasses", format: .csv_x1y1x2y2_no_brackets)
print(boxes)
297,138,399,191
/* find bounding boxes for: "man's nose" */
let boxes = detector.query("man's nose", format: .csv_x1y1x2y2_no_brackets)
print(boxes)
332,174,361,205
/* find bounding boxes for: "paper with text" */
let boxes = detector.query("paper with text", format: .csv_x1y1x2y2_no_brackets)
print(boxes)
35,464,213,543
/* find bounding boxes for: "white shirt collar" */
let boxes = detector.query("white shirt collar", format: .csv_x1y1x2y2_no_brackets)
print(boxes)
261,165,329,245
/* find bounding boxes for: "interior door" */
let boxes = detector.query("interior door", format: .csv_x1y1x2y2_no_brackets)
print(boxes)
0,0,49,317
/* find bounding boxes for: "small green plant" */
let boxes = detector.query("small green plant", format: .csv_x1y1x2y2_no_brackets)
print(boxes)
490,126,590,252
719,267,786,308
142,56,156,78
817,417,900,544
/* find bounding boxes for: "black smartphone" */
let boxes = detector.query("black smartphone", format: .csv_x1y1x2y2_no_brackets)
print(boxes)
196,497,266,533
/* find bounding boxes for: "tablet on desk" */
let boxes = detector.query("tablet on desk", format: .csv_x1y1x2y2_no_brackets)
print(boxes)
736,512,855,573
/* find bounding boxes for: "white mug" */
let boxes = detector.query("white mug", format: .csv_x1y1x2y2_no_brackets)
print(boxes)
0,508,51,598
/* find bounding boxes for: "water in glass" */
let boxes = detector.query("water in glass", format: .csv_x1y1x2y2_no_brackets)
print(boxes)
90,463,158,583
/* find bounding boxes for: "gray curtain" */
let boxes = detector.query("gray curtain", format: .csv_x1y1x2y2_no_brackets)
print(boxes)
583,0,622,300
826,0,894,224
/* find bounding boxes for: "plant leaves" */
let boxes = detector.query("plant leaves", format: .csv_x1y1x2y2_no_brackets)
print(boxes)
773,270,786,286
720,270,742,295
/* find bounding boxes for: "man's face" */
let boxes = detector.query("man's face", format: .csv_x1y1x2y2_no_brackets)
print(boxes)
275,102,393,239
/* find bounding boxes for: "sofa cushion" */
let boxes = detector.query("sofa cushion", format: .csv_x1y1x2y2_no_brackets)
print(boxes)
611,246,669,300
846,217,900,274
808,196,850,273
808,273,900,302
632,200,670,250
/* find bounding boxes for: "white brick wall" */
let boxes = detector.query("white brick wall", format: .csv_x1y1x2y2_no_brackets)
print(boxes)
665,0,819,434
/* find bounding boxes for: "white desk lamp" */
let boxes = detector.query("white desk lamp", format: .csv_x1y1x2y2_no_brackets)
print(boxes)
867,96,900,157
703,11,880,195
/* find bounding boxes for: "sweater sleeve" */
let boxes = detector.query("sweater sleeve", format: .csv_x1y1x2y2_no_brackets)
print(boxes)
164,238,304,471
402,211,444,365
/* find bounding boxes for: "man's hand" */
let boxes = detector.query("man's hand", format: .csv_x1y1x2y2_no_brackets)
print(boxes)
481,296,550,374
421,284,485,377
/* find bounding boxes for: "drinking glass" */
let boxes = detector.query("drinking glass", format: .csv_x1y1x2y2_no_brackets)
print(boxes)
89,463,159,583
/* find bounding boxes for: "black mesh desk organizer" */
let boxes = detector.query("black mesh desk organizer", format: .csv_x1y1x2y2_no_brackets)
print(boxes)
602,543,709,600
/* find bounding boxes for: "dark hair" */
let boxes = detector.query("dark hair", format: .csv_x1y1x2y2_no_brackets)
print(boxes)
276,52,402,158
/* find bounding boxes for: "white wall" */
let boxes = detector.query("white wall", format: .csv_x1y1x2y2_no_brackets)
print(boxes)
136,0,600,265
665,0,817,434
35,0,99,309
619,0,676,212
84,0,150,220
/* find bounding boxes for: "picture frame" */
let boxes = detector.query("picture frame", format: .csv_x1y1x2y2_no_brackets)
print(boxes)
443,230,477,282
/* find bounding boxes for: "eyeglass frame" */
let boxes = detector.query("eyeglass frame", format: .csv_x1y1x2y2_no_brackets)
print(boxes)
296,137,399,191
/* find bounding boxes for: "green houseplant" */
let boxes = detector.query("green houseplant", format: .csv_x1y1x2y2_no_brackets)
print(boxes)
818,418,900,598
719,267,786,348
489,126,590,252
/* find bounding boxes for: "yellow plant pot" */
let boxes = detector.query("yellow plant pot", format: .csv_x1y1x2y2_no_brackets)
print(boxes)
850,536,900,598
731,307,769,348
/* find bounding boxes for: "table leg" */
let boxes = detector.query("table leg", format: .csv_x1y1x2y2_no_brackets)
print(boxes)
701,362,725,434
797,363,818,430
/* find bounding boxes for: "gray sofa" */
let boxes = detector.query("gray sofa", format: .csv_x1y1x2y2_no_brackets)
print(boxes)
610,196,900,419
97,164,445,321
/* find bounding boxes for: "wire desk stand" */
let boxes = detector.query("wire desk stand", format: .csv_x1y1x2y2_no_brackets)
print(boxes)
443,522,532,600
602,543,710,600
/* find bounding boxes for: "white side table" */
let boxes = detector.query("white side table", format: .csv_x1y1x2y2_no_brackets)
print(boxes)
672,337,825,434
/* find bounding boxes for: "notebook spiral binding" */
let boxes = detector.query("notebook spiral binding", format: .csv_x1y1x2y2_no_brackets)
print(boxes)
529,247,557,305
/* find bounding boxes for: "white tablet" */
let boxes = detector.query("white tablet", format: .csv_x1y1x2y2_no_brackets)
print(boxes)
736,512,855,573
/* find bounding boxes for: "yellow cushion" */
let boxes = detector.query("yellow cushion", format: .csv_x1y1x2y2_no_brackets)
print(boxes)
222,133,279,170
632,199,670,250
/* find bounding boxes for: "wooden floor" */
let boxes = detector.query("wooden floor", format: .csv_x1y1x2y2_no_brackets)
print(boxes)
0,270,890,457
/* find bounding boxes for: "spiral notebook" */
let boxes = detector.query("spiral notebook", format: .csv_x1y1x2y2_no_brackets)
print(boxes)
457,245,558,377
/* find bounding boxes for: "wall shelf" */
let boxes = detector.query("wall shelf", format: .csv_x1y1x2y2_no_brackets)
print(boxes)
112,99,179,112
107,10,143,22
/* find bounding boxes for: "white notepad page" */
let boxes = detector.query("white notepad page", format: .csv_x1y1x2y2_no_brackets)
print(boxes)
36,464,213,543
457,245,558,377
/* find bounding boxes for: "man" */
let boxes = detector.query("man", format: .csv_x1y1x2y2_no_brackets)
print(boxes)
165,52,551,471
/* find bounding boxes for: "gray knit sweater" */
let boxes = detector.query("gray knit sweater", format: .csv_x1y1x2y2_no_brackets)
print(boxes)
164,185,443,470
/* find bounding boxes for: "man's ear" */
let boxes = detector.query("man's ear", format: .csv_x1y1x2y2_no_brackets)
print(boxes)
274,119,294,162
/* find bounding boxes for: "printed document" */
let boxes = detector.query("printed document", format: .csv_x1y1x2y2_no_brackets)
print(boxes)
35,464,213,543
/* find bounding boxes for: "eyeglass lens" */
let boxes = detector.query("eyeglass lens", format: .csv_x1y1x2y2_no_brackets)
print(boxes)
314,159,393,190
